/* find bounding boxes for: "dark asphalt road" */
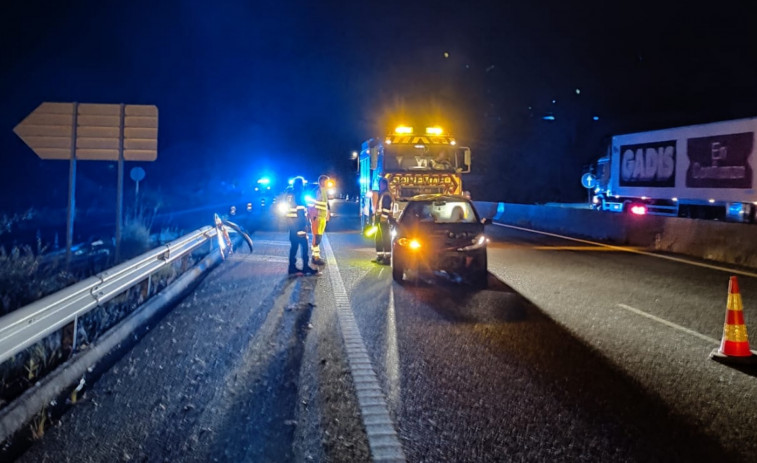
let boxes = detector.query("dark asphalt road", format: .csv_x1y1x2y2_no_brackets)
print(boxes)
326,210,757,462
14,201,757,462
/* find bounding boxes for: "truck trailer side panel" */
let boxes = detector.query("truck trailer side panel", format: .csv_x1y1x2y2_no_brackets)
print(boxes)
610,118,757,204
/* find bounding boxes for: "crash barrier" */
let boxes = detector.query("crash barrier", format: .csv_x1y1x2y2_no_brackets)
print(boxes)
0,215,253,366
0,217,250,446
0,226,217,366
473,201,757,270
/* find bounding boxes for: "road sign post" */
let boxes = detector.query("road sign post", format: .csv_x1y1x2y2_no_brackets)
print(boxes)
13,102,158,266
581,173,597,205
116,104,125,261
66,103,79,266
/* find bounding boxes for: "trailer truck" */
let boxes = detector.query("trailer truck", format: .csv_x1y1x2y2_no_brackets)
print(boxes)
585,117,757,223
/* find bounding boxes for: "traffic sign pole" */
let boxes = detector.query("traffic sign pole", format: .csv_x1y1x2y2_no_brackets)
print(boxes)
65,103,79,268
116,104,125,261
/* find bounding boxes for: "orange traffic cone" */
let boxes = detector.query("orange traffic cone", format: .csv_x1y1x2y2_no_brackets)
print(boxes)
710,276,757,364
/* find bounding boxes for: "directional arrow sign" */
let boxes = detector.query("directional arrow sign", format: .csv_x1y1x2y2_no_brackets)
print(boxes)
13,102,158,161
581,172,597,189
12,101,158,266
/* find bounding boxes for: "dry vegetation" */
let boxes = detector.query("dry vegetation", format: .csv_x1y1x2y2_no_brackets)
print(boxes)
0,209,200,414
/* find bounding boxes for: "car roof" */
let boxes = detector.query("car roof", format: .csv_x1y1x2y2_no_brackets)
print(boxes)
406,194,471,203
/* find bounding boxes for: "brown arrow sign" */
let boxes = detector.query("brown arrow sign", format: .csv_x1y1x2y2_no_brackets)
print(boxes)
13,102,158,161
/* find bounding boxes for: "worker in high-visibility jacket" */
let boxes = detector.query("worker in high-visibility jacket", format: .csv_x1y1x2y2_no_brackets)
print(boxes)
286,177,318,275
308,175,331,266
373,177,394,264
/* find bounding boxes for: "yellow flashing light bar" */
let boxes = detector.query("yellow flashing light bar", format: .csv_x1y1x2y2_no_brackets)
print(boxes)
394,125,413,134
425,126,443,136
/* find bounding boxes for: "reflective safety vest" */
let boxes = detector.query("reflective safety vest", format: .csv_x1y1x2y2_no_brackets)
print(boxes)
286,192,308,234
311,187,329,219
376,190,393,223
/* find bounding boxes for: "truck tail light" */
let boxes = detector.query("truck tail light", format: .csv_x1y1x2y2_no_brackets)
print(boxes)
630,204,647,215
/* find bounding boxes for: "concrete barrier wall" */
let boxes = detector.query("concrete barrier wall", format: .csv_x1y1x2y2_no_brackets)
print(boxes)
473,201,757,269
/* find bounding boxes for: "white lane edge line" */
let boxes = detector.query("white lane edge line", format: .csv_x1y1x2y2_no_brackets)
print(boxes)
617,303,720,345
493,222,757,278
321,236,407,462
384,286,402,411
227,254,289,263
249,239,290,246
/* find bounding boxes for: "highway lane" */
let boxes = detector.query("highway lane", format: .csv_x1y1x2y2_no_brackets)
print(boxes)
486,223,757,459
13,202,757,462
327,219,757,462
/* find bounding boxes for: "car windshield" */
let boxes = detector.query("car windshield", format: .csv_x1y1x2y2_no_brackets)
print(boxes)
402,200,478,224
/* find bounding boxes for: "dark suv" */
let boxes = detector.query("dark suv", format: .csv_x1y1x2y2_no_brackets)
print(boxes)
391,194,490,287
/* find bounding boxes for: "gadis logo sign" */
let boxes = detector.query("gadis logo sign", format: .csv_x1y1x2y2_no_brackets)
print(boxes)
619,140,676,187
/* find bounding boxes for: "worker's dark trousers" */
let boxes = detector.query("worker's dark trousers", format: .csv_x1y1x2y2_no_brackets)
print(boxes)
289,230,308,269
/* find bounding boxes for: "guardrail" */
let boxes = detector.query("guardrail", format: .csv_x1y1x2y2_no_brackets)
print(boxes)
0,225,221,366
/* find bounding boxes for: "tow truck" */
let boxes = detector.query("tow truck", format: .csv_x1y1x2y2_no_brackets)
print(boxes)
358,125,472,229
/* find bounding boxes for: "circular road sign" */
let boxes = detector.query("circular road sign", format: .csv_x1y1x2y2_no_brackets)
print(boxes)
581,173,597,189
130,167,146,182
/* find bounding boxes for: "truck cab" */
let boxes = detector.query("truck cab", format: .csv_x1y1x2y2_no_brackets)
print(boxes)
358,125,471,229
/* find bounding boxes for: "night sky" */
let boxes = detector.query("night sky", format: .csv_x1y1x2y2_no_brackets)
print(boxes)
2,1,756,214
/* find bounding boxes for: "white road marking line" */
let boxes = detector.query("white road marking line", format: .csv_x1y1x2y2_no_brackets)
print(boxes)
250,239,290,246
321,236,407,462
226,254,288,263
385,287,401,410
617,303,720,345
494,223,757,278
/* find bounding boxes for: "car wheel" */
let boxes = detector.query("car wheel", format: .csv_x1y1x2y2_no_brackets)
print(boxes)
471,269,488,289
470,251,488,288
392,252,404,283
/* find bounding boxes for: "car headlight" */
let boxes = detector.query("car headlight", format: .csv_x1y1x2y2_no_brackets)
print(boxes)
397,237,421,250
458,234,487,251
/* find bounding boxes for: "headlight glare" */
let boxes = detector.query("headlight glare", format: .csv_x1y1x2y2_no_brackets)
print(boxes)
458,234,487,251
397,237,421,250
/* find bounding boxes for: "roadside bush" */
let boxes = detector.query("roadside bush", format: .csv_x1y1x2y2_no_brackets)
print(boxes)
120,220,151,261
0,246,75,316
120,205,158,261
157,226,180,244
0,209,36,237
